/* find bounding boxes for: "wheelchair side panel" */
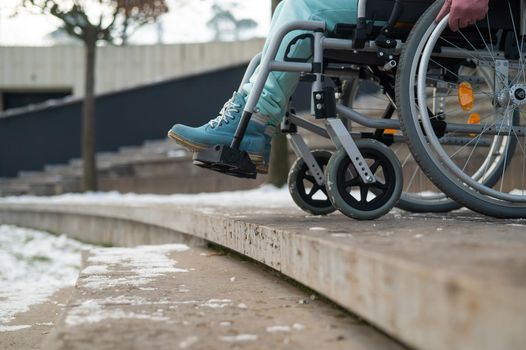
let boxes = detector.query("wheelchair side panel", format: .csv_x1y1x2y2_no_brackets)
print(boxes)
366,0,434,24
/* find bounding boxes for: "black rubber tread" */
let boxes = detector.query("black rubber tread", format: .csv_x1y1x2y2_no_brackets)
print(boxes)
288,150,336,216
326,139,403,220
397,192,459,213
395,0,526,218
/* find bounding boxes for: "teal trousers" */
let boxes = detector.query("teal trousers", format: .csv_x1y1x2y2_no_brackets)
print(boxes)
241,0,358,125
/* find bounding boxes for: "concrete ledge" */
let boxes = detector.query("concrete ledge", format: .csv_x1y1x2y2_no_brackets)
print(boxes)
0,200,525,350
42,240,407,350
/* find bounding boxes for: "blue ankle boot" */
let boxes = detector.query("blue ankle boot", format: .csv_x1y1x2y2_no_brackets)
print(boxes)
168,92,274,174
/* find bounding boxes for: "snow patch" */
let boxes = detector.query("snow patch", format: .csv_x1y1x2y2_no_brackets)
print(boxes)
2,185,295,208
266,325,291,333
81,265,108,274
292,323,306,331
65,299,169,326
200,299,232,308
179,335,199,349
82,244,189,290
0,225,90,325
219,334,258,342
266,323,305,333
0,325,31,332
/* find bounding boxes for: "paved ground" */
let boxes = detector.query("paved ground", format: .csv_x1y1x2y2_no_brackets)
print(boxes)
40,244,406,350
0,288,72,350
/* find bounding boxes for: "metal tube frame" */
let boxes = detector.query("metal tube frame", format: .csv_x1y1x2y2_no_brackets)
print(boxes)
232,18,523,181
237,20,524,144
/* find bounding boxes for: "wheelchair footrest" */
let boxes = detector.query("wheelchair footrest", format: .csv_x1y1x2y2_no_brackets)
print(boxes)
193,145,257,179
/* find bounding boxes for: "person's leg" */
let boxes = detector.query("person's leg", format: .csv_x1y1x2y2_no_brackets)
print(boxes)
169,0,358,173
241,0,358,126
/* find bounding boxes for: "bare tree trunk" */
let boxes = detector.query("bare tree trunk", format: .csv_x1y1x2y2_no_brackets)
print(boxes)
82,35,97,191
268,0,289,188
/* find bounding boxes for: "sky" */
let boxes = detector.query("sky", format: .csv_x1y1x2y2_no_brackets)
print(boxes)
0,0,271,46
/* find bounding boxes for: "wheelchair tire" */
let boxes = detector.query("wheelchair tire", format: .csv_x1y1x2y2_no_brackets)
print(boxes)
396,0,526,218
326,139,402,220
288,150,336,216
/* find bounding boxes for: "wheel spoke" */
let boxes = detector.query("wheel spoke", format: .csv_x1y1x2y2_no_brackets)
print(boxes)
359,186,369,203
308,185,319,198
345,178,360,188
371,181,388,191
370,160,381,174
304,175,316,184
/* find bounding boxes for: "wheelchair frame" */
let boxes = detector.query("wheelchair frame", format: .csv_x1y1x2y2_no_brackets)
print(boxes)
230,14,525,165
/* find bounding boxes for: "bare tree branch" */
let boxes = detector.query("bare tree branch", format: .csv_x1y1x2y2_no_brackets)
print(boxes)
21,0,168,45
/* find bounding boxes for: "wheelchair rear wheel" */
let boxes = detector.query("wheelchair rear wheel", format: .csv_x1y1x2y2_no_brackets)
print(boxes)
396,0,526,218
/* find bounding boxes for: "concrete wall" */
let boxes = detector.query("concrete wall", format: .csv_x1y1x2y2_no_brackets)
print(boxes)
0,39,264,98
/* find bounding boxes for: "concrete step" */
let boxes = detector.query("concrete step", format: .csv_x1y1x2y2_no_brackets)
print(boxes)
1,200,523,350
118,142,180,158
18,171,46,179
16,173,64,186
116,145,144,156
7,130,332,197
0,181,30,196
44,165,81,177
42,242,406,350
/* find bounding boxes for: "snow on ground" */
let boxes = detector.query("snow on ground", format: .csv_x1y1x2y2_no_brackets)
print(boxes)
65,244,192,327
0,225,91,328
81,244,190,290
65,299,171,327
1,185,296,208
219,334,258,342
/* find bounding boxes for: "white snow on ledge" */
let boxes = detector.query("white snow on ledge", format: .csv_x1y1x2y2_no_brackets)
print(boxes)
0,185,295,208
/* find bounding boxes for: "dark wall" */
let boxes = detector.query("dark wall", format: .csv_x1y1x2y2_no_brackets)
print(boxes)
2,90,72,111
0,64,310,178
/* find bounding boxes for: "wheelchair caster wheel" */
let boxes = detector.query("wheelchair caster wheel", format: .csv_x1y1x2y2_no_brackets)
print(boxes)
326,139,402,220
288,150,336,216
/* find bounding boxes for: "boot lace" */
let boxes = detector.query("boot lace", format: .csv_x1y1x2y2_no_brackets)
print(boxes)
208,97,241,128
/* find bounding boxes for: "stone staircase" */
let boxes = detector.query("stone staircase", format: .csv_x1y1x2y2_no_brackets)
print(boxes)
0,138,276,196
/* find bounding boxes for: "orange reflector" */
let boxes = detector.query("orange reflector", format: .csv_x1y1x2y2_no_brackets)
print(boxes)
467,113,480,125
384,129,397,135
458,82,474,111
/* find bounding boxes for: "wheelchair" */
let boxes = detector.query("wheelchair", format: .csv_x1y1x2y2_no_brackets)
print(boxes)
193,0,526,219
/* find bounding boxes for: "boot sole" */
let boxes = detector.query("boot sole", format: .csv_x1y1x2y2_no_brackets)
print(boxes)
168,130,268,174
